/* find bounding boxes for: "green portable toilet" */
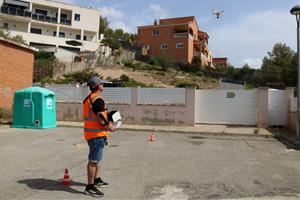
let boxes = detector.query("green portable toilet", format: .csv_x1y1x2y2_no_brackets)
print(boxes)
12,87,56,129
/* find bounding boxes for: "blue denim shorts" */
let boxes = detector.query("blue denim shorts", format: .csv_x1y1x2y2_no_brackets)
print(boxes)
87,137,107,163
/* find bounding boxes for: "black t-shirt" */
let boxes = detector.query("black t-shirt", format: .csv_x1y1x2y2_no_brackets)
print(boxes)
92,98,105,114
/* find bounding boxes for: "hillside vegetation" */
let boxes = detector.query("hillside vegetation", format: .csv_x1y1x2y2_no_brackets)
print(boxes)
48,59,219,88
96,61,219,88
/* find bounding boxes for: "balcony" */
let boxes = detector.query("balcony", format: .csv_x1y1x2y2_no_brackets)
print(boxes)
31,13,57,24
0,6,31,18
173,32,188,38
0,6,72,25
60,18,71,26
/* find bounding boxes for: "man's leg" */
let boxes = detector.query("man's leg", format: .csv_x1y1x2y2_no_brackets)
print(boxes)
84,138,104,197
95,163,100,180
87,162,97,184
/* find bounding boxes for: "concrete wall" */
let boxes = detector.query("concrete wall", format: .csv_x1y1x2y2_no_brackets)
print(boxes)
56,88,196,126
54,87,296,128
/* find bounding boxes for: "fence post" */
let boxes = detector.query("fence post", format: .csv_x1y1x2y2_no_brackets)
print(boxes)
131,87,138,106
285,87,296,130
186,87,196,126
257,87,269,128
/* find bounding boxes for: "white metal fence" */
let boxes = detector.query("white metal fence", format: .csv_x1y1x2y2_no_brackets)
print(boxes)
102,88,131,104
138,88,186,105
195,90,258,125
45,85,132,104
268,89,286,126
44,85,185,105
44,85,85,102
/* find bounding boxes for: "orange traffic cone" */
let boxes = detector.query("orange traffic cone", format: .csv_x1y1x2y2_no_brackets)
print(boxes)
63,168,71,186
149,133,155,141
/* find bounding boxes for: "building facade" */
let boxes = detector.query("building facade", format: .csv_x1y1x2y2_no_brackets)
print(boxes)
0,37,36,108
213,57,229,68
0,0,100,54
138,16,213,68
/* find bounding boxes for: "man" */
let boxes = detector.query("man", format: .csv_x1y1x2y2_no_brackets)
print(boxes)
83,76,115,197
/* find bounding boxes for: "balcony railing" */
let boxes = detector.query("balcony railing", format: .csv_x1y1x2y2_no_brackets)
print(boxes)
31,13,57,23
173,32,188,38
1,6,31,18
60,18,71,25
0,6,72,25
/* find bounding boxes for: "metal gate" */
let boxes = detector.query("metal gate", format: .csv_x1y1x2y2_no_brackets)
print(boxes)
195,90,257,125
268,89,286,126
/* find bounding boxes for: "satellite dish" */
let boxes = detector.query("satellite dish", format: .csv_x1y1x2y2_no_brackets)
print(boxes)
212,9,224,19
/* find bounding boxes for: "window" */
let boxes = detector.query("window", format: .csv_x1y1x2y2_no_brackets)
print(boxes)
53,31,57,36
152,30,159,36
76,34,81,40
143,45,150,49
74,14,80,21
3,23,8,29
161,43,168,49
35,9,47,16
59,32,65,38
61,13,68,19
176,43,184,49
30,28,42,34
83,35,87,41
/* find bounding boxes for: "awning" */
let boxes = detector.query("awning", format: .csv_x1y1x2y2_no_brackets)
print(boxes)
4,0,29,8
66,40,82,46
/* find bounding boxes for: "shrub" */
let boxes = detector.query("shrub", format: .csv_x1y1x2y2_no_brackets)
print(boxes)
148,57,160,66
123,59,133,67
196,71,204,77
120,74,130,82
123,79,147,87
158,53,172,71
54,68,101,84
175,81,197,88
0,107,12,120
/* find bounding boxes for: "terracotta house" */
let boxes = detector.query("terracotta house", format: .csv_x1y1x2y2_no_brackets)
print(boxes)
213,57,229,68
138,16,213,68
0,37,36,108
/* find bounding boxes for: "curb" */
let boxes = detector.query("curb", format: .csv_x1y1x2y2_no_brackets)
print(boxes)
57,123,274,138
274,133,300,149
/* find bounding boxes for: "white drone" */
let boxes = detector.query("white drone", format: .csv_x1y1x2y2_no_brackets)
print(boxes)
212,10,224,19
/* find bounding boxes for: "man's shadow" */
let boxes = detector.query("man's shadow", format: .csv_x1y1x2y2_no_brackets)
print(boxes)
18,178,86,194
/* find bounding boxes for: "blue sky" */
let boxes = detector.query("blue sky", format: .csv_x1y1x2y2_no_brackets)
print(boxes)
62,0,298,68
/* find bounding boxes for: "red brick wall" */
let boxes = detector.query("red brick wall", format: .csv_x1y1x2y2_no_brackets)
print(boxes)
0,40,34,108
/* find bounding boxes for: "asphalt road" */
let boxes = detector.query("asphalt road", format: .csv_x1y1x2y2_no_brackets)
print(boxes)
0,127,299,200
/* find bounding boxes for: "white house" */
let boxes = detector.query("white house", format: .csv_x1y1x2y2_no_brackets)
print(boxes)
0,0,101,59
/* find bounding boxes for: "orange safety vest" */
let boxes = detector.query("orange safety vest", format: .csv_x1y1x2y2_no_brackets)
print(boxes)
83,92,108,141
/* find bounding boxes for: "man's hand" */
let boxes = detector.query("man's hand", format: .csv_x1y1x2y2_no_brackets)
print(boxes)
106,122,116,132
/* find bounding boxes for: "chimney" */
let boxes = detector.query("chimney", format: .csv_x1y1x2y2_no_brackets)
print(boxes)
154,19,158,25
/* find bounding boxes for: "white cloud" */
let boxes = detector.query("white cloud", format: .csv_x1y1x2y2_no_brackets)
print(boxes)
126,4,172,32
208,10,295,69
100,4,171,33
100,6,124,20
148,4,171,20
243,58,263,68
110,21,133,33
